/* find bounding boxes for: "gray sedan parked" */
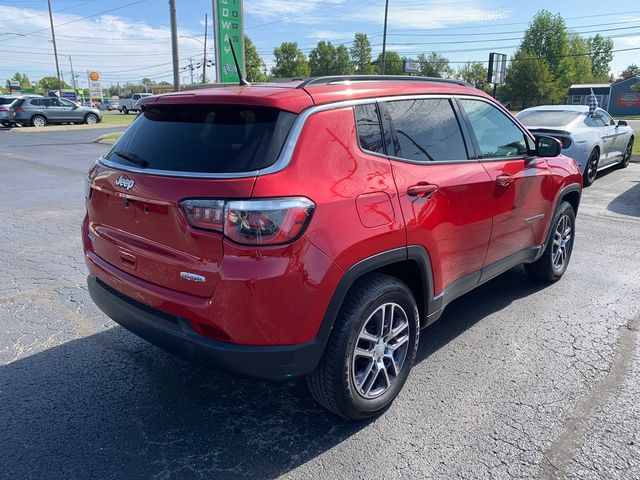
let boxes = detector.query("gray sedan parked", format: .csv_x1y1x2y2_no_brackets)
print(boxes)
9,97,102,127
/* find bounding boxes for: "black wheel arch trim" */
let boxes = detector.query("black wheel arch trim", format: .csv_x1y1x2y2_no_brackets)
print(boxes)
315,246,435,352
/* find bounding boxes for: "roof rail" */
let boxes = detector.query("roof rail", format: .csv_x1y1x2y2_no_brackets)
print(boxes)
296,75,470,89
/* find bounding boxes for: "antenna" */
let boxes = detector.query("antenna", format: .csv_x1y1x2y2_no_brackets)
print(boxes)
228,38,250,86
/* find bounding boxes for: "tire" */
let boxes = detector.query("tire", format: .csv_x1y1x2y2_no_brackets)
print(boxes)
122,106,129,115
583,148,599,187
619,137,633,169
525,201,576,282
307,273,419,420
31,115,47,128
85,113,98,125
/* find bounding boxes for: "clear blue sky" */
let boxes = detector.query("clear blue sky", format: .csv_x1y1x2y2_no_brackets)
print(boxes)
1,0,639,87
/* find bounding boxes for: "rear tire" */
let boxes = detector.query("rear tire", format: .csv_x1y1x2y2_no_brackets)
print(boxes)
31,115,46,128
122,106,129,115
582,148,599,187
620,137,633,168
307,273,419,420
525,201,575,282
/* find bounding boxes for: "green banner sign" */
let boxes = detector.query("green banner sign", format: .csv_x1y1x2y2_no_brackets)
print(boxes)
213,0,244,83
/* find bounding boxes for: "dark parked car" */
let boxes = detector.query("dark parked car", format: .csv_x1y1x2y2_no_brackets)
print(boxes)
84,76,582,419
9,96,102,127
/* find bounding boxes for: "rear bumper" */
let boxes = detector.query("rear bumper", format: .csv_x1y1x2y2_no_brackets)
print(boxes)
88,275,326,381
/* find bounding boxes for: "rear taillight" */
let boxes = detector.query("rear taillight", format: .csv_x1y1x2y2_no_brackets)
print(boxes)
552,136,572,149
15,107,25,113
179,197,315,246
0,107,7,112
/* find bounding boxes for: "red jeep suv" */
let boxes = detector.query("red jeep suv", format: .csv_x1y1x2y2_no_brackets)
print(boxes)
83,76,582,419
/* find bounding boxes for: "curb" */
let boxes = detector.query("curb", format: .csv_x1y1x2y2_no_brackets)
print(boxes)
7,123,131,133
92,132,123,145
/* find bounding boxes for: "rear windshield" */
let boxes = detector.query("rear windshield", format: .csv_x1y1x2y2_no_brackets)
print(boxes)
0,97,16,105
516,110,582,127
104,105,296,173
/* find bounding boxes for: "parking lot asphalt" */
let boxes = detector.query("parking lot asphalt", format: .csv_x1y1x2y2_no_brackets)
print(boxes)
1,127,639,480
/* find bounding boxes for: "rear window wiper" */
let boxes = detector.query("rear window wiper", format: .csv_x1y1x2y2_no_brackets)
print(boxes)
114,150,149,168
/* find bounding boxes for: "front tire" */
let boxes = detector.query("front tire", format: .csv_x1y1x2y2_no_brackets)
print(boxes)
307,273,419,420
31,115,46,128
583,148,599,187
122,106,129,115
525,201,576,282
620,137,633,168
85,113,98,125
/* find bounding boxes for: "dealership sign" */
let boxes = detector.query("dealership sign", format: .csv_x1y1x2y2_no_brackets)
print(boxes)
213,0,244,83
487,52,507,85
87,70,102,98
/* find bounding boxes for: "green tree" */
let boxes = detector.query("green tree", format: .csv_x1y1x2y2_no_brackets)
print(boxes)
520,10,573,98
568,35,592,84
309,41,337,76
587,34,614,80
271,42,309,78
375,51,404,75
11,72,31,87
334,45,354,75
417,52,453,78
350,33,375,74
620,64,640,80
244,35,267,82
37,76,70,91
141,77,156,86
503,50,557,109
457,62,488,89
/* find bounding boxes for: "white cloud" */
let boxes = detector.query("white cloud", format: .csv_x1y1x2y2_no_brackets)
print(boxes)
307,30,354,41
352,1,509,29
0,5,205,85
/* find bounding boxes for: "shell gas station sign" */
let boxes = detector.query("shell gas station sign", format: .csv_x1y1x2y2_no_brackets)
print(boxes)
87,70,102,99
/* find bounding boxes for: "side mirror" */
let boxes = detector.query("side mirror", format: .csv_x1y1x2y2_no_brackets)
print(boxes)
618,120,628,127
536,136,562,157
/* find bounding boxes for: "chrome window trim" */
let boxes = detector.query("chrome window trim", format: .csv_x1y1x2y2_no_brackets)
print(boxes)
98,93,495,179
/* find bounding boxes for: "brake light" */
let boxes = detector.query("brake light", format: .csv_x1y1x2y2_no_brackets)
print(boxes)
16,107,25,113
552,136,572,149
0,107,7,112
179,197,315,246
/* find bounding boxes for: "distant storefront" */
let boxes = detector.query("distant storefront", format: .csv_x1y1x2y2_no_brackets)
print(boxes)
567,76,640,116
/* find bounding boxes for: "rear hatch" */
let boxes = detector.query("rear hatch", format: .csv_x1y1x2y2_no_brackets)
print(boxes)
87,100,302,297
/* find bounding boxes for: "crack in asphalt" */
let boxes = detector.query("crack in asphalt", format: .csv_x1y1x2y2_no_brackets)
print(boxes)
538,312,640,480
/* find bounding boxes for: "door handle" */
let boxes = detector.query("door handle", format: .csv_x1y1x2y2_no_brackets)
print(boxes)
496,174,514,187
407,183,438,198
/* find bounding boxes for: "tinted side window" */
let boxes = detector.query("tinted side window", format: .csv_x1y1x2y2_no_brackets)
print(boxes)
355,104,384,154
597,110,614,126
386,98,467,162
584,116,600,128
460,99,529,158
29,98,42,106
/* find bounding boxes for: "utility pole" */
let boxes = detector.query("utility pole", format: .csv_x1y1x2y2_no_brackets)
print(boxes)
169,0,180,91
381,0,389,75
189,58,194,84
202,13,208,83
47,0,63,97
68,56,76,91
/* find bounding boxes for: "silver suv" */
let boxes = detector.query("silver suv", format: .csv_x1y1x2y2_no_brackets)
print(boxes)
9,97,102,127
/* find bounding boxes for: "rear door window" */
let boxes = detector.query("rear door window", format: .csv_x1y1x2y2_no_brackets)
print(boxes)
354,104,385,154
385,98,468,162
104,105,296,174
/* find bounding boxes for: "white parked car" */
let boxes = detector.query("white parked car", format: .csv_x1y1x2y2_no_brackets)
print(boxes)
516,105,634,186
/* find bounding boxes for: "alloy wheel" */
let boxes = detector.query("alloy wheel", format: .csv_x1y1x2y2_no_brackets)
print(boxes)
623,139,633,165
552,214,572,271
32,116,46,128
351,302,410,399
86,114,97,125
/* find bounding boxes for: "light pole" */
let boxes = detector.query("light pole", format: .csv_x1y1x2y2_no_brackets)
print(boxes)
381,0,389,75
169,0,180,91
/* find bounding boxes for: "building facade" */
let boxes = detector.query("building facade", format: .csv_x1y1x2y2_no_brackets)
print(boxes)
567,76,640,116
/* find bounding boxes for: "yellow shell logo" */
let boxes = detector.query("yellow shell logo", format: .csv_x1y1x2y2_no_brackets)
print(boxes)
89,71,100,81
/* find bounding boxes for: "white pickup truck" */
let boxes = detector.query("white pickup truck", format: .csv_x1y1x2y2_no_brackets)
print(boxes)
117,93,153,114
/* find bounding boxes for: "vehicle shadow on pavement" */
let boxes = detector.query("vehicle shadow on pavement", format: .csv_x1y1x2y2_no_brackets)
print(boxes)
0,267,548,480
607,180,640,217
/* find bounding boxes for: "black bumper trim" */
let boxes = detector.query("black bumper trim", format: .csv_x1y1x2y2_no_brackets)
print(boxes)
88,275,325,381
